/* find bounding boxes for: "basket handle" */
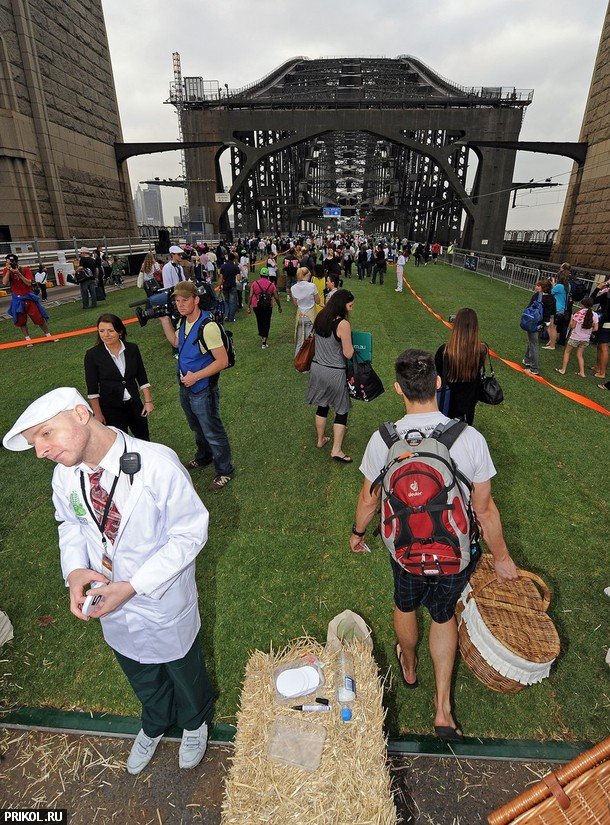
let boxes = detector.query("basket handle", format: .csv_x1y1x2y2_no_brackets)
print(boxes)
487,736,610,825
474,567,551,612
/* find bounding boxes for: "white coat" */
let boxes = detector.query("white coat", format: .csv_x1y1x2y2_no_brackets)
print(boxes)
52,431,208,664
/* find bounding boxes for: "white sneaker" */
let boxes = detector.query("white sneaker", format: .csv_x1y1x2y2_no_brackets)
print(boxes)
179,722,208,769
127,729,163,775
395,288,402,292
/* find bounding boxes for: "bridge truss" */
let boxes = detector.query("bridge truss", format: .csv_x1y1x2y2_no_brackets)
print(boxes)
168,56,533,248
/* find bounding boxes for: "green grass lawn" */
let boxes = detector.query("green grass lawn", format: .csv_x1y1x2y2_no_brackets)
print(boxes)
0,263,608,741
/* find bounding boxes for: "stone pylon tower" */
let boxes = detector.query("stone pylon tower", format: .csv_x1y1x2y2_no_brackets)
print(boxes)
0,0,137,243
553,2,610,269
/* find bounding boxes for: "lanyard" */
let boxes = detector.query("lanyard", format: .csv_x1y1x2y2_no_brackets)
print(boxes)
80,469,120,550
79,433,127,549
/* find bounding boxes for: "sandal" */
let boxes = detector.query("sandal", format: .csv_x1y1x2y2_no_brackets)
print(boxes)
316,436,331,449
395,643,418,689
331,454,353,464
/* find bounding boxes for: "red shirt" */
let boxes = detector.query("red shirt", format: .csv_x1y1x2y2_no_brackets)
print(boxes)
432,243,441,254
2,265,33,296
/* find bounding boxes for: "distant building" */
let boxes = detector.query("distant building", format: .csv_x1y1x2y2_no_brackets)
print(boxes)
134,185,164,226
173,215,182,227
0,0,137,242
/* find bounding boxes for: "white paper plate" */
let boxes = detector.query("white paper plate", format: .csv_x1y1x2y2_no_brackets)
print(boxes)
275,665,320,698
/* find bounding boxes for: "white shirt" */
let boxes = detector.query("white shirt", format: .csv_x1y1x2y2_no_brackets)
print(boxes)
35,270,47,284
359,412,496,491
162,261,184,288
53,431,208,663
290,280,318,311
397,254,406,269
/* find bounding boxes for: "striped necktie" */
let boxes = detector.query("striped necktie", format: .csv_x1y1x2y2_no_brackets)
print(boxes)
88,469,121,544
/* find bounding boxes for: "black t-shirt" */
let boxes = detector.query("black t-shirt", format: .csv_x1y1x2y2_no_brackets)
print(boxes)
220,262,239,290
79,256,98,275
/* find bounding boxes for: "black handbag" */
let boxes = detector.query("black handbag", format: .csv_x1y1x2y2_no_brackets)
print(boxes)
346,352,384,402
478,353,504,405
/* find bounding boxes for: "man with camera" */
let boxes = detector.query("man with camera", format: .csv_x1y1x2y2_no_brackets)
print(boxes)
3,387,215,774
2,254,56,344
160,280,235,490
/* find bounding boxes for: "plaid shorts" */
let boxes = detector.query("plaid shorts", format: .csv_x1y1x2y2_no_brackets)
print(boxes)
390,546,480,624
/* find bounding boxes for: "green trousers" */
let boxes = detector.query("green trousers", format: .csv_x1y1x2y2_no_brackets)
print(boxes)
113,637,215,737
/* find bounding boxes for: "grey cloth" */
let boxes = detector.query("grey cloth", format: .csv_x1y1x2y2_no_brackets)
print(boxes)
307,328,350,414
524,331,540,372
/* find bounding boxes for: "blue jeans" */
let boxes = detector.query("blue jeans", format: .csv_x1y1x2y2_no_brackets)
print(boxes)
179,383,234,476
223,287,238,321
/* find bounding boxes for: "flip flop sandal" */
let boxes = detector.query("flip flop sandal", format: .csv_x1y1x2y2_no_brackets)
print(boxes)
434,725,464,743
395,643,418,689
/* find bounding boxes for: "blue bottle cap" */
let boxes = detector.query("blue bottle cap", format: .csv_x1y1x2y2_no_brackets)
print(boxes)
341,707,352,722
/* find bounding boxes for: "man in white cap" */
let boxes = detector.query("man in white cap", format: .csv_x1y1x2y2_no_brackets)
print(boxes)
3,388,215,774
162,246,186,288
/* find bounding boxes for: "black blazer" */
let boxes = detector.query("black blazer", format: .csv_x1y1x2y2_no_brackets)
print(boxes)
84,341,149,409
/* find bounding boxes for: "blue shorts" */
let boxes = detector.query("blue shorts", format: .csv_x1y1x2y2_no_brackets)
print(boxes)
390,547,480,624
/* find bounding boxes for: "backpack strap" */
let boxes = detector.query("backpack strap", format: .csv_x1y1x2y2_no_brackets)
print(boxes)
430,419,468,450
378,421,400,448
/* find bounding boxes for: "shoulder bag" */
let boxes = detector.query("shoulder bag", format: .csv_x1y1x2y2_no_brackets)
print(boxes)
346,351,384,402
294,333,315,372
478,352,504,405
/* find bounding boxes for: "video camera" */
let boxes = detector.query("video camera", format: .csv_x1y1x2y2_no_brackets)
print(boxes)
128,281,218,327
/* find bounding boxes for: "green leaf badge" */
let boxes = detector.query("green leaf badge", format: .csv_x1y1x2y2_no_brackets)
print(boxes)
70,491,87,517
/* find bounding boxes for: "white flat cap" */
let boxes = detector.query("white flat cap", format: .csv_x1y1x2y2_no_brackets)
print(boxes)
169,245,184,254
3,387,92,451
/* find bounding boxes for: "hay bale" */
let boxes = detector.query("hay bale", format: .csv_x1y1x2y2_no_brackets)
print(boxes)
221,637,396,825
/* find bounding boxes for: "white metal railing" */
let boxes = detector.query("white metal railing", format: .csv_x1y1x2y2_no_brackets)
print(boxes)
443,249,607,295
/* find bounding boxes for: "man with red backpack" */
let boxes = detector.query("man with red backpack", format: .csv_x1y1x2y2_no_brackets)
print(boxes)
349,349,518,741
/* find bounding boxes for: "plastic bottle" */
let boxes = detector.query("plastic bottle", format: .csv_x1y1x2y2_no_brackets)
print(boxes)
337,649,356,722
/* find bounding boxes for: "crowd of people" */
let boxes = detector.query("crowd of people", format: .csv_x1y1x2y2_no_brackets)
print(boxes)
2,230,608,775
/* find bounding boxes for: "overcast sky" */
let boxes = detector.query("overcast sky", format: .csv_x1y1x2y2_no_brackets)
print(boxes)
102,0,607,232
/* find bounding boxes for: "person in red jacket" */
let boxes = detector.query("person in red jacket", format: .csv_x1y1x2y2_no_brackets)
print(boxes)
2,254,56,344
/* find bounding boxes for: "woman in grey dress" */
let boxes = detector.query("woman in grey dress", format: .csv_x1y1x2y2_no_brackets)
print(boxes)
307,289,355,463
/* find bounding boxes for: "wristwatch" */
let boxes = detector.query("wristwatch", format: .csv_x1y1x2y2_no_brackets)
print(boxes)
351,523,366,537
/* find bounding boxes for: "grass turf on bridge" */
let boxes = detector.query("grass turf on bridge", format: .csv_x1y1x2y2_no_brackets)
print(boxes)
0,261,607,742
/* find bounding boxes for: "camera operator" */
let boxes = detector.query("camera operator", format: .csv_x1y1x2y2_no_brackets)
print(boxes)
2,254,56,344
159,280,235,491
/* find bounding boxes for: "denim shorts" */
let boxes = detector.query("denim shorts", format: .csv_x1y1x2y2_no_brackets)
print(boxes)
390,546,480,624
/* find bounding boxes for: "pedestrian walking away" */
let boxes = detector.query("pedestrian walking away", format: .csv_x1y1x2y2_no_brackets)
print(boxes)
248,267,283,348
307,289,355,462
349,349,518,741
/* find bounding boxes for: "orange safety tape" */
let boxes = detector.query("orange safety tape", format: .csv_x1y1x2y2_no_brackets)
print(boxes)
401,274,610,419
0,256,268,351
0,318,139,350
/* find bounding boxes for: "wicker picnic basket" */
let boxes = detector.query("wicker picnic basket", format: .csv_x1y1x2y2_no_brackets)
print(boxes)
456,555,560,693
488,736,610,824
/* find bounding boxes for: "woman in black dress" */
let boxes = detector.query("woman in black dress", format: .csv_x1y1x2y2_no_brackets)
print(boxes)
434,308,487,425
84,313,153,440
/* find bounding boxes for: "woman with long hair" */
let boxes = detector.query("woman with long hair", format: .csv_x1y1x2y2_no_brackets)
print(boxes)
84,313,153,440
138,251,161,290
306,289,355,462
434,307,488,424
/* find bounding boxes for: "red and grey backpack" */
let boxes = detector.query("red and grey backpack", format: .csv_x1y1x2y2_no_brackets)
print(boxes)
372,420,478,577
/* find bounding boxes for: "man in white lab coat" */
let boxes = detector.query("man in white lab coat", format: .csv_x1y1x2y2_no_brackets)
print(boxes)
3,387,214,775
